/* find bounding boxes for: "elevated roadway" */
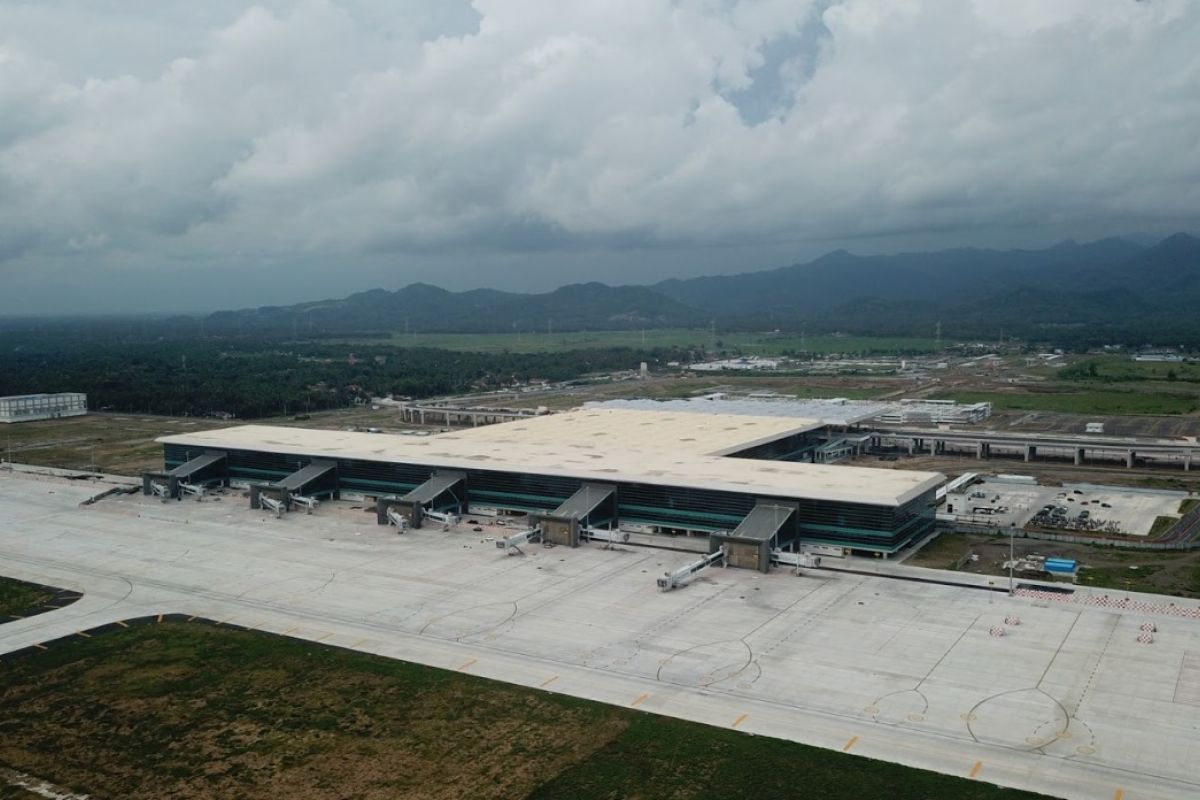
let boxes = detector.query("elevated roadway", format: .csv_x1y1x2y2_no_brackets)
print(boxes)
871,426,1197,470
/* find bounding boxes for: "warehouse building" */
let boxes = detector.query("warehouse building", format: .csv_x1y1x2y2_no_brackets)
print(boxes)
151,409,943,559
0,392,87,423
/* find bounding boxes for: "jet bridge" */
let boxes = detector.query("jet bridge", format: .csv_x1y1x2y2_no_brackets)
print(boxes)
143,450,228,500
250,459,338,515
532,482,616,547
376,470,466,529
711,500,798,572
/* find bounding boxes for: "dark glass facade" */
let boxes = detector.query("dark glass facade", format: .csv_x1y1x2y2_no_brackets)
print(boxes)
165,443,934,554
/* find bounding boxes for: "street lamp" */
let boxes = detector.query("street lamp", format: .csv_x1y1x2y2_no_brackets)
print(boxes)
1008,522,1015,594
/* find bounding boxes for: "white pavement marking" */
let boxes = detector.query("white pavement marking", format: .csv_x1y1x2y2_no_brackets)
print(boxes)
1,472,1199,800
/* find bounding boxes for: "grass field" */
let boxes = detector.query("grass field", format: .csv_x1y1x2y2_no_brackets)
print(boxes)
0,621,1049,800
1068,356,1200,384
0,406,428,475
0,579,50,619
935,389,1199,416
347,329,942,356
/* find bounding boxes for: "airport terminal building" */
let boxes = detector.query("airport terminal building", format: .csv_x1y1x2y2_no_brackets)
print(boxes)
151,409,943,558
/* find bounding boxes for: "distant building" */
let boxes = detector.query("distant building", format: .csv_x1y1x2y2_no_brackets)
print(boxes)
1132,353,1184,362
0,393,88,423
874,399,992,425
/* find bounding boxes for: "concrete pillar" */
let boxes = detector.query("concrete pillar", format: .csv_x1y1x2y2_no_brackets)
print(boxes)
1074,448,1083,466
419,410,426,425
929,439,938,455
1127,450,1135,469
908,438,917,455
472,414,478,427
1186,452,1192,472
976,442,985,460
446,411,452,425
1024,444,1035,462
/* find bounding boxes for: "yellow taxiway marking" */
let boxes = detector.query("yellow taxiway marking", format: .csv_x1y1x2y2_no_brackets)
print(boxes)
77,631,91,638
630,693,649,708
457,657,478,671
156,614,163,623
115,620,128,628
731,714,749,729
312,631,332,642
1114,791,1124,800
32,643,47,651
350,638,370,649
843,736,859,752
540,675,559,688
281,626,299,636
186,616,196,622
969,761,983,779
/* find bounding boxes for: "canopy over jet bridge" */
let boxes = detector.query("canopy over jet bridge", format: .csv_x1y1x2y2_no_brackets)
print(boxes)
142,450,228,500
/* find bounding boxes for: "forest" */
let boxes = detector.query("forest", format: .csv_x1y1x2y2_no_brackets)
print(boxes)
0,337,680,419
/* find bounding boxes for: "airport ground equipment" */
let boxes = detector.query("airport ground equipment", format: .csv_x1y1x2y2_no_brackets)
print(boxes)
289,494,320,514
657,548,725,591
532,483,616,547
177,482,208,501
376,470,466,529
384,505,409,531
496,526,543,554
580,526,631,547
770,549,823,573
257,493,287,518
422,508,459,528
143,450,228,500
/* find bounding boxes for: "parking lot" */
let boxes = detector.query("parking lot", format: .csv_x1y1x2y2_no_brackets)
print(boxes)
946,478,1189,536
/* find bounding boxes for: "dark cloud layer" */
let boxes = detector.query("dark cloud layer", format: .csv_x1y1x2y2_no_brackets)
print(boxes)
1,0,1198,314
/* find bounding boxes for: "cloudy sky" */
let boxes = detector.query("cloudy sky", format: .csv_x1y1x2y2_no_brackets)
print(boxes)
2,0,1198,315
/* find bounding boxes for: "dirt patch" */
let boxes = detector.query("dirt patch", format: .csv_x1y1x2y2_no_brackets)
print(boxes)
910,532,1200,598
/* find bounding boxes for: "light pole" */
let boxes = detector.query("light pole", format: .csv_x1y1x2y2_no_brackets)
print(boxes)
1008,522,1015,595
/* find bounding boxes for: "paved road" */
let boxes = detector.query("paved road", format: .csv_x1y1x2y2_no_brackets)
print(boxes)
3,471,1199,800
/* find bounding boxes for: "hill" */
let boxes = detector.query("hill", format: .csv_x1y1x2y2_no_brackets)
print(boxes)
195,232,1200,345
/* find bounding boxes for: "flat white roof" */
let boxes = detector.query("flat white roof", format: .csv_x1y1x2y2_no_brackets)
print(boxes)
158,410,942,507
433,407,823,457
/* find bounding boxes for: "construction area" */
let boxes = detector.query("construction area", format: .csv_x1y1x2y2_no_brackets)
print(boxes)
2,468,1200,800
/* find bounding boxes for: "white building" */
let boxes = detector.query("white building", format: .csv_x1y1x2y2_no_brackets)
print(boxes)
0,393,88,423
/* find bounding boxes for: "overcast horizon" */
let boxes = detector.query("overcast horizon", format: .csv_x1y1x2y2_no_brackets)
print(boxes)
3,1,1199,315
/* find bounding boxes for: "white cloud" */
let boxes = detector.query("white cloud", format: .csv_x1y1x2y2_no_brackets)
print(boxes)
0,0,1198,312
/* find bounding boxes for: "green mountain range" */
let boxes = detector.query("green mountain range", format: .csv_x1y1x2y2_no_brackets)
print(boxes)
201,233,1200,346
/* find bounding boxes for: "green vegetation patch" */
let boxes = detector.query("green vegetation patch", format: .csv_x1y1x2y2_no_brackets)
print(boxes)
0,579,52,619
1078,564,1170,595
1148,515,1182,539
1060,356,1200,384
377,330,942,356
0,622,1049,800
934,389,1198,416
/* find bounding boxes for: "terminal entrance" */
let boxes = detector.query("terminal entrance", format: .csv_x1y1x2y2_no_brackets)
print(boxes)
142,450,228,501
250,460,339,516
377,470,466,529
